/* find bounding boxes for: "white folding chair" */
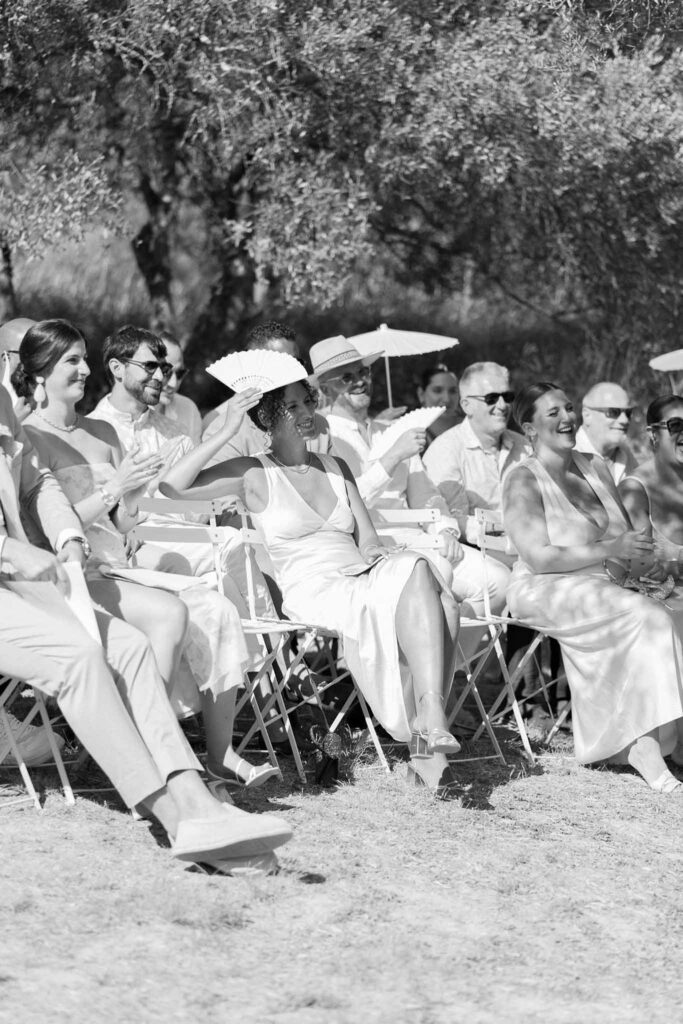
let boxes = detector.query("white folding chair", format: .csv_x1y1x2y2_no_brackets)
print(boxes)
129,495,301,778
373,506,511,766
232,502,391,777
0,676,75,810
463,507,568,755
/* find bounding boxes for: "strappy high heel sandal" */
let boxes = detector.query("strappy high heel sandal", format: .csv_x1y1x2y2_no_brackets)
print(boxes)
409,692,461,757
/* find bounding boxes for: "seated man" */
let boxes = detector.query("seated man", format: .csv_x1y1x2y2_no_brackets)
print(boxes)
202,321,332,461
575,381,636,483
0,318,36,422
310,337,510,622
0,383,290,868
423,361,528,557
88,325,272,617
157,331,202,444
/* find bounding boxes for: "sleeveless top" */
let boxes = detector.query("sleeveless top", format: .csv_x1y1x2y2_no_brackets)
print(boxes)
509,451,629,579
249,453,361,594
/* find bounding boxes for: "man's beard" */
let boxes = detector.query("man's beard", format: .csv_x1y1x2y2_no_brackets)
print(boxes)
127,378,161,408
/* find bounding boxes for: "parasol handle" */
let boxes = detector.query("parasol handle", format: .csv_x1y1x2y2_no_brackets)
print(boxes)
384,353,393,408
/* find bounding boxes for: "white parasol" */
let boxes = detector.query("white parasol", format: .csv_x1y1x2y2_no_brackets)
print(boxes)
649,350,683,392
348,323,459,407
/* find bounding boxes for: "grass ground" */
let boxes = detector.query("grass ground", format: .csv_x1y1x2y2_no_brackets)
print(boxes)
2,722,683,1024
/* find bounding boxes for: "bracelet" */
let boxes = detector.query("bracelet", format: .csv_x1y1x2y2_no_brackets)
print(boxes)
99,487,119,511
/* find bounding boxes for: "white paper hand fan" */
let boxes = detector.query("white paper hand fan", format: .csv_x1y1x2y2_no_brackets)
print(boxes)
206,350,308,394
369,407,446,460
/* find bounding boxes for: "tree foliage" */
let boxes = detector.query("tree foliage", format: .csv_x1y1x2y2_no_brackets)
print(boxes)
2,0,683,388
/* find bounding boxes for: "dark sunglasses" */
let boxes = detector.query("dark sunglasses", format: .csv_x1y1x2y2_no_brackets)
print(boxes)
584,405,634,420
467,391,515,406
327,366,372,387
123,357,174,379
650,417,683,437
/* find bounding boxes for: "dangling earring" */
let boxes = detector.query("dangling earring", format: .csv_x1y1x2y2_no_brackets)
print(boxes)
33,376,47,406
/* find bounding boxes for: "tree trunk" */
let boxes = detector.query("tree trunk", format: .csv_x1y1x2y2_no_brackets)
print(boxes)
131,175,175,331
0,234,17,322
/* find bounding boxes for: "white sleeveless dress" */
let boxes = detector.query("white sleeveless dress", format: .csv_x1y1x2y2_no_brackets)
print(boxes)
504,452,683,763
52,461,249,703
251,454,458,743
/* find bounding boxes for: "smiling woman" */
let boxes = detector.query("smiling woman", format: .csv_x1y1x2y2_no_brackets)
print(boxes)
502,382,683,796
161,363,466,797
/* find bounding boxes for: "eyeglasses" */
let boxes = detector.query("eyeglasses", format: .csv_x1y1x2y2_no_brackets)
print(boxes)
326,366,372,387
584,405,634,420
466,391,514,406
649,417,683,437
123,358,174,379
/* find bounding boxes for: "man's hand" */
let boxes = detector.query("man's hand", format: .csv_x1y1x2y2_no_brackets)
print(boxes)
375,405,408,422
4,539,70,591
382,428,427,472
58,540,87,568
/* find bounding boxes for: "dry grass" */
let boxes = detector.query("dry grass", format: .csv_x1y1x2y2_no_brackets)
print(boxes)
2,728,683,1024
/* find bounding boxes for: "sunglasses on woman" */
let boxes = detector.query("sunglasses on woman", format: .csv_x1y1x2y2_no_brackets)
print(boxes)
649,417,683,437
467,391,515,406
584,405,634,420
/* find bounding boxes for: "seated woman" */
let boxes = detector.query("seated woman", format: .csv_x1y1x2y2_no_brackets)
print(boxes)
17,319,275,789
619,395,683,579
503,382,683,793
161,365,463,795
416,363,462,445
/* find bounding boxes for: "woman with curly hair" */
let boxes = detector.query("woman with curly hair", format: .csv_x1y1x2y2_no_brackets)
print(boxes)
161,368,464,796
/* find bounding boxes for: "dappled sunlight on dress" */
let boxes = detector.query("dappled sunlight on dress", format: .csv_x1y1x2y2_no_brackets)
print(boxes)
250,454,458,742
505,452,683,763
52,462,249,705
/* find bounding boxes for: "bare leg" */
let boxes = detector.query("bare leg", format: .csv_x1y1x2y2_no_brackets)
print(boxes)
395,560,459,789
623,729,679,790
88,579,188,687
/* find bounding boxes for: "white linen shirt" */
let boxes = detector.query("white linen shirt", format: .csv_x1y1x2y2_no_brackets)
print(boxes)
422,417,528,544
574,425,636,485
326,412,459,534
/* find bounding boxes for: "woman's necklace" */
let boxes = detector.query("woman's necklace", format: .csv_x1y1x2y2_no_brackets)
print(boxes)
34,410,79,433
270,451,312,475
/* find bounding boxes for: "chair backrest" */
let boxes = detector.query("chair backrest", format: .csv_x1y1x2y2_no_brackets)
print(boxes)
129,495,240,597
474,507,516,618
373,506,444,551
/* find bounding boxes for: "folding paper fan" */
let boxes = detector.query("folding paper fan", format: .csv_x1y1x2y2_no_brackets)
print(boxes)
206,350,308,394
369,407,446,460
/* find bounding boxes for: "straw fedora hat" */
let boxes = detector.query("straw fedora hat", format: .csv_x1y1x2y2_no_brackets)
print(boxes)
308,336,383,379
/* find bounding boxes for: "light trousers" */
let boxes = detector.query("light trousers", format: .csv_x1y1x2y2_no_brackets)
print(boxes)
0,580,200,807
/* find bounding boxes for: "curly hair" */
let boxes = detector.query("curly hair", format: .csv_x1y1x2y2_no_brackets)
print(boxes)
12,319,86,399
247,380,318,436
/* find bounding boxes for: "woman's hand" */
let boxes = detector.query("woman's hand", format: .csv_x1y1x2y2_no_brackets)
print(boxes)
219,389,263,437
111,446,165,497
438,530,464,565
654,535,682,571
360,541,396,563
603,528,655,562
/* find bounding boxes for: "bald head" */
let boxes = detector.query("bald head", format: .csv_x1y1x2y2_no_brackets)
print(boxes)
0,318,36,356
581,381,633,455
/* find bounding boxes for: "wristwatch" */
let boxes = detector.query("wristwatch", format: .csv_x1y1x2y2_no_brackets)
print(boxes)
99,486,119,511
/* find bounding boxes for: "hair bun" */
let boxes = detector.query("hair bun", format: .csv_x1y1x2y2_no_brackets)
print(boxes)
10,363,32,398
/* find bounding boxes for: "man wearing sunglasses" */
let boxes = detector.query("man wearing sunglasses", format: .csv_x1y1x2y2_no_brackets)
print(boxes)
423,361,528,549
157,331,202,444
89,324,275,621
575,381,637,484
